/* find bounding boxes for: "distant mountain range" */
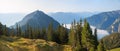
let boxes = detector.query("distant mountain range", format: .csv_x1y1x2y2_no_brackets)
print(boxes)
11,10,60,30
1,10,120,34
48,12,98,24
87,10,120,33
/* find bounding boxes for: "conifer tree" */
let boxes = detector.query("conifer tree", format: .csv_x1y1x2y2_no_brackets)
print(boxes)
89,47,95,51
76,19,82,46
29,26,33,39
47,23,53,41
69,20,82,51
69,27,76,51
0,22,3,35
54,25,61,43
81,19,95,50
63,24,68,44
97,42,106,51
16,24,22,37
25,24,30,38
24,29,27,38
16,24,19,36
75,20,83,51
94,28,98,49
10,28,15,37
41,28,46,40
2,25,8,36
59,24,68,44
35,27,41,39
75,30,82,51
18,26,22,37
69,22,76,46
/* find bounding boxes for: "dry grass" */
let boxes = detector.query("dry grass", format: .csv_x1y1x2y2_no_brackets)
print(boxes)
109,48,120,51
0,36,72,51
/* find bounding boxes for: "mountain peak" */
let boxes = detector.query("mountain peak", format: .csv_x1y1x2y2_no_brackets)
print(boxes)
24,10,45,19
34,10,42,13
33,10,44,14
35,10,40,12
11,10,60,30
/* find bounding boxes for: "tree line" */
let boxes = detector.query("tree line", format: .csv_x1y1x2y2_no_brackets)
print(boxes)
0,19,106,51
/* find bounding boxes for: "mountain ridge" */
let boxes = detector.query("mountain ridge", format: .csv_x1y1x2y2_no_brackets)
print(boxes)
48,12,98,24
87,10,120,33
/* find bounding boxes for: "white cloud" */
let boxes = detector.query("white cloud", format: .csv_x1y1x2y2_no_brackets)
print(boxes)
63,24,109,39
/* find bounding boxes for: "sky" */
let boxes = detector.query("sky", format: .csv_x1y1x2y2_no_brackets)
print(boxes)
0,0,120,13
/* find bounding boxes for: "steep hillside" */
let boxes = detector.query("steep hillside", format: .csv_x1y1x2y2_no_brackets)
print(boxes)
87,10,120,33
107,17,120,33
0,36,72,51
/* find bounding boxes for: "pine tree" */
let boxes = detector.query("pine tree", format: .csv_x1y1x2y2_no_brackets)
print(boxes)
63,24,68,44
75,31,82,51
34,27,40,39
59,24,68,44
97,42,106,51
16,24,19,36
69,27,76,51
29,26,33,39
74,20,83,51
47,23,53,41
16,24,22,37
41,28,46,40
24,29,28,38
94,28,98,49
69,20,82,51
18,26,22,37
76,19,82,46
69,22,76,46
16,24,22,36
81,19,95,50
0,22,3,35
10,28,15,37
2,25,8,36
54,25,61,43
25,24,31,38
89,47,95,51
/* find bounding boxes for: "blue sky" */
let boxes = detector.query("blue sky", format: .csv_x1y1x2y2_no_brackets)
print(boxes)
0,0,120,13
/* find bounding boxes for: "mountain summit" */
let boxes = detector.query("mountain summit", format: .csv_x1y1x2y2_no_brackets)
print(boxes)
12,10,60,29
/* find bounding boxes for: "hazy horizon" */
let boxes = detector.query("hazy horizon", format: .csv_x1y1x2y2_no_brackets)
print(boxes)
0,11,97,27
